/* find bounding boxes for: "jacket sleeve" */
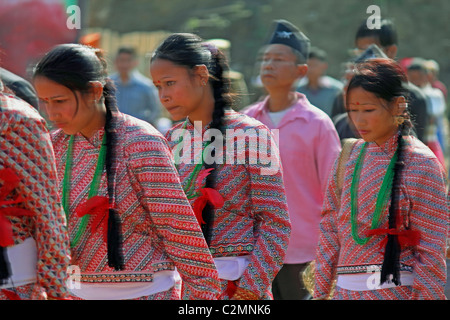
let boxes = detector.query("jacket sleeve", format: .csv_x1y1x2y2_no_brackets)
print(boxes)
236,127,291,299
126,132,220,300
313,157,341,300
407,157,448,300
3,112,71,299
315,118,342,194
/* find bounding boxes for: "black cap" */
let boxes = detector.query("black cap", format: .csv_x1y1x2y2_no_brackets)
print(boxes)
267,19,310,62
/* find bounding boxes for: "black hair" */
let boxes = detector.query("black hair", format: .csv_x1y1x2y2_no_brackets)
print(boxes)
308,47,327,62
355,19,398,47
116,46,138,59
346,58,411,134
33,44,124,270
151,33,232,244
346,58,410,285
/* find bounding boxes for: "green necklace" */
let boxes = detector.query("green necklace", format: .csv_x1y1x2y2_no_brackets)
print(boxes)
350,141,399,245
174,119,208,200
62,134,107,248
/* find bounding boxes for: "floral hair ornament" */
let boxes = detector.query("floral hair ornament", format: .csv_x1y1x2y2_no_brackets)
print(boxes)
201,42,219,55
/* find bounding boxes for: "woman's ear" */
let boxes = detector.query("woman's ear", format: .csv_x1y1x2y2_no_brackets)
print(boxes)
193,64,209,86
89,81,104,102
297,64,308,79
393,96,407,116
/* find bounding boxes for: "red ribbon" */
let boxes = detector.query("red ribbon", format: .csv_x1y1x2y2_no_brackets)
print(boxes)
0,168,35,247
366,228,420,249
75,196,111,241
192,188,224,225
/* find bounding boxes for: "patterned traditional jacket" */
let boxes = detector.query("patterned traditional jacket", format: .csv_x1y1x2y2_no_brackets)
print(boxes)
165,109,291,299
314,133,449,300
0,92,70,299
51,112,220,300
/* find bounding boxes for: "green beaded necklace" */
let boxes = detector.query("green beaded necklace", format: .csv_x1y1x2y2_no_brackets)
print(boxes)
62,134,107,248
350,141,399,245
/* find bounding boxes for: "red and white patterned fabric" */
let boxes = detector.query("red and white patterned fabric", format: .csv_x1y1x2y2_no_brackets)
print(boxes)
165,109,291,299
314,133,449,300
0,92,70,300
51,112,220,300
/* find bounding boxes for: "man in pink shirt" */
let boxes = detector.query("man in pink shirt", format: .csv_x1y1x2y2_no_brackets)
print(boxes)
244,20,341,300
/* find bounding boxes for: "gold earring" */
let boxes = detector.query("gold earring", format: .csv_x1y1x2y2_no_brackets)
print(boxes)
395,115,405,125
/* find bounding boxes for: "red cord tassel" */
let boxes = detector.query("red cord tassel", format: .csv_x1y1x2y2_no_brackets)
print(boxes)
75,195,111,241
366,228,420,249
192,188,224,225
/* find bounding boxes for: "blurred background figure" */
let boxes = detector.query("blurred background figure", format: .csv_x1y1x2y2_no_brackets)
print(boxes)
110,46,161,126
205,38,250,111
407,58,448,168
425,59,448,100
297,47,343,117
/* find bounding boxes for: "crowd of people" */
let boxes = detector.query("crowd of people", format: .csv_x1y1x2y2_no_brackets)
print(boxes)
0,16,449,301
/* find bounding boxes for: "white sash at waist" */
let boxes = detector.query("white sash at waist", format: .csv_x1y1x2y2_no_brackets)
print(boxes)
69,270,181,300
336,271,414,291
0,237,37,289
214,255,251,281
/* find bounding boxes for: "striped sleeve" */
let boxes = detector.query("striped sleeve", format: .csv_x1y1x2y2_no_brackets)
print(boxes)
407,157,449,299
1,105,71,299
125,132,221,300
237,128,291,297
313,157,341,299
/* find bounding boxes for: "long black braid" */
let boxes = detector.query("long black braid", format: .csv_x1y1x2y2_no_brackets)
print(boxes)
94,50,124,271
201,48,232,244
103,79,124,271
380,125,406,285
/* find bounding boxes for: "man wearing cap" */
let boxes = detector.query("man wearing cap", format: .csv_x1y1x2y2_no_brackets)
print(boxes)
243,20,341,300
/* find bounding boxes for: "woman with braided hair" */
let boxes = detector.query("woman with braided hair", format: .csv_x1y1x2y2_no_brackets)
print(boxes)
150,33,290,300
33,43,220,300
313,58,449,300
